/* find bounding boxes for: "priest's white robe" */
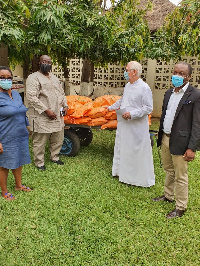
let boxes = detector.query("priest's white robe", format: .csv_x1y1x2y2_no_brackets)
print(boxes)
109,79,155,187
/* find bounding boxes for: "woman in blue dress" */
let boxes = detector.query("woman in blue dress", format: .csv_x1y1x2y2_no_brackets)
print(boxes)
0,66,32,200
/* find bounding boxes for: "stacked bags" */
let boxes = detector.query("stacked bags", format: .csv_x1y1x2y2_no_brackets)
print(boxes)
64,95,121,129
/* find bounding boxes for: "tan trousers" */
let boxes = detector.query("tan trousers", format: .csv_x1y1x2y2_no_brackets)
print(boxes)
161,134,188,210
32,129,64,167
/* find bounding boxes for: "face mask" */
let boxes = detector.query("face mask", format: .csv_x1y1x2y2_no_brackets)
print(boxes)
40,63,52,74
171,75,184,87
124,71,129,81
0,79,12,90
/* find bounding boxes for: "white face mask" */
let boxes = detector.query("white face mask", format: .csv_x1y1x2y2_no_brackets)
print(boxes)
0,79,13,90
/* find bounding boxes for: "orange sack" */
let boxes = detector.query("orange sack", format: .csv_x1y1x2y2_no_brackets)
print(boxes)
87,117,108,127
93,95,122,107
70,104,93,118
86,107,108,118
66,95,80,103
73,117,92,125
93,96,109,107
102,95,122,106
101,120,118,129
64,115,74,124
67,102,82,116
104,110,117,120
83,101,94,109
148,114,152,125
66,95,92,105
76,96,93,105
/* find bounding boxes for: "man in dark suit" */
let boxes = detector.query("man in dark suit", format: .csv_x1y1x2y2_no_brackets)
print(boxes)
152,62,200,219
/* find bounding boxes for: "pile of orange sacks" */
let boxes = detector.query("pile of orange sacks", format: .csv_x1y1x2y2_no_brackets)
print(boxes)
64,95,121,129
64,95,152,129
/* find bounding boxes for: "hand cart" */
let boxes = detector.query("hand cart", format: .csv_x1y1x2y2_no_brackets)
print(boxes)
60,125,159,157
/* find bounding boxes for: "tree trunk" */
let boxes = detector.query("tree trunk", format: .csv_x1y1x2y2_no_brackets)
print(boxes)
22,56,30,106
0,43,9,66
80,59,94,97
63,59,70,95
31,55,40,73
81,59,94,83
23,57,30,80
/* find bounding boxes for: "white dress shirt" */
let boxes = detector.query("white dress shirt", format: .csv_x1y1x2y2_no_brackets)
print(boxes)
163,83,189,134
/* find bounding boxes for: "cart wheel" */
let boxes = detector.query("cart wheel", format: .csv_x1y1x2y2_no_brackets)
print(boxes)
60,129,80,157
149,130,158,148
150,135,154,148
74,128,93,146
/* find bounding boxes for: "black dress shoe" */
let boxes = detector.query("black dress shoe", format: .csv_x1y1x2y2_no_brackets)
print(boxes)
166,209,186,219
51,160,64,165
152,195,174,202
37,165,46,171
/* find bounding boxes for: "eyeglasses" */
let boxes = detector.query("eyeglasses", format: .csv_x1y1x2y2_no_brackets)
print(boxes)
0,77,12,81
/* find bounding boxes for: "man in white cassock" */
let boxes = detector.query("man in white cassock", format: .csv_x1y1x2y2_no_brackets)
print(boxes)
108,61,155,187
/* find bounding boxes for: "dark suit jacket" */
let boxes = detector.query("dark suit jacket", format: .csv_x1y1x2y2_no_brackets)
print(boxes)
157,84,200,155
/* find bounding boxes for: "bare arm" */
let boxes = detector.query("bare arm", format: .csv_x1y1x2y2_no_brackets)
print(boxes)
0,143,3,154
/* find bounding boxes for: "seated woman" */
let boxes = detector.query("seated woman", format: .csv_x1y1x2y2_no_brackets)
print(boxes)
0,66,32,200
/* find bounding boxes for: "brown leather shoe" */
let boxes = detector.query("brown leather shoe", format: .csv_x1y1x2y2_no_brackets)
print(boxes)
166,209,186,219
152,195,174,203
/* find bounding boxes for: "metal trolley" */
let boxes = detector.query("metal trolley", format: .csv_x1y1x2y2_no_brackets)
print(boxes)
60,125,158,157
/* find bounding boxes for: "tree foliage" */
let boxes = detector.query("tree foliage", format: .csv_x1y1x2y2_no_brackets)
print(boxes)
0,0,199,69
149,0,200,60
9,1,70,65
105,0,152,64
0,0,25,52
0,0,152,67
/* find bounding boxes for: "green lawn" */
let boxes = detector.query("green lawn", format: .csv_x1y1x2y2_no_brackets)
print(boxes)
0,121,200,265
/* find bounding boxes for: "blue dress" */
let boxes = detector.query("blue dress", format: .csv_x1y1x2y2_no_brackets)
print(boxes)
0,90,31,169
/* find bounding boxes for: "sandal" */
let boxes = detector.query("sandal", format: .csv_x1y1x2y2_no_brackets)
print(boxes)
15,185,32,192
3,192,15,201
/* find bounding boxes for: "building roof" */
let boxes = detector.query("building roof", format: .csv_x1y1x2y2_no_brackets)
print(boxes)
140,0,177,31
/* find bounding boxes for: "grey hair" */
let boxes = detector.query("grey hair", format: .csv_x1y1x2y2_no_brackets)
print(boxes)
128,61,142,77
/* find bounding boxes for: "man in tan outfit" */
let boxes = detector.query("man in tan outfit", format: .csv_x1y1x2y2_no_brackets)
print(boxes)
152,62,200,218
26,55,68,170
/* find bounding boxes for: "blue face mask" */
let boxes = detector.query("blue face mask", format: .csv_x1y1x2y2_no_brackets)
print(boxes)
124,71,129,81
0,79,13,90
171,75,184,87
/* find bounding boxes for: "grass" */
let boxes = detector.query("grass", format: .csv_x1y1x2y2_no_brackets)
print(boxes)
0,121,200,265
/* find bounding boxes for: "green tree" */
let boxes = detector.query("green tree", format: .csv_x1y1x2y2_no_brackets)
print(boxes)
0,0,26,65
0,0,70,77
13,0,69,78
0,0,152,67
66,0,152,65
149,0,200,60
105,0,152,64
63,0,152,82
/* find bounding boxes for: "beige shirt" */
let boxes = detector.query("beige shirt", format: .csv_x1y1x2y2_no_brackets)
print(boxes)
26,71,68,133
